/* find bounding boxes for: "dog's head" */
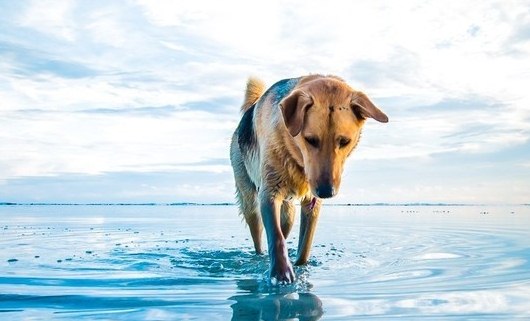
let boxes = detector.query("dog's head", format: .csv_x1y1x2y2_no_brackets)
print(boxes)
280,77,388,199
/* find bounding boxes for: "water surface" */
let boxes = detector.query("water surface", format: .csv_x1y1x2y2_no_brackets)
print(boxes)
1,205,529,320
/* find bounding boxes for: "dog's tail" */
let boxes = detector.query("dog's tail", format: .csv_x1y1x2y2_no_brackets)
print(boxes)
241,77,266,113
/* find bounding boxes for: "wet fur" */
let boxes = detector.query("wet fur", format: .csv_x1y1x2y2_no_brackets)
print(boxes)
230,75,388,283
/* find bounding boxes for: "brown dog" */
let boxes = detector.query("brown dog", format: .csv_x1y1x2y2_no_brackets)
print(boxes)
230,75,388,284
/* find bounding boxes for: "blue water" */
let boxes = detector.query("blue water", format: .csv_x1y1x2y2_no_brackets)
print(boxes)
1,205,529,320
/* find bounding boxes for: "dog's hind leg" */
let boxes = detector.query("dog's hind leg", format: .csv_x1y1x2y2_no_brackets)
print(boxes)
244,194,263,255
235,182,263,255
231,134,263,255
295,197,321,265
280,200,295,239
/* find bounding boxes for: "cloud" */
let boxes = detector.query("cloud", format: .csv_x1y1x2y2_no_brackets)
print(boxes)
17,0,76,41
1,0,529,203
0,41,98,78
1,171,236,203
0,108,236,180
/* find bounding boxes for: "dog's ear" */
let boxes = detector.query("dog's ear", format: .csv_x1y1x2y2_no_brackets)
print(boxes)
280,90,313,136
351,92,388,123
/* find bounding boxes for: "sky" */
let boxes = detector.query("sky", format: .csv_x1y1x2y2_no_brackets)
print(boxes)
1,0,529,204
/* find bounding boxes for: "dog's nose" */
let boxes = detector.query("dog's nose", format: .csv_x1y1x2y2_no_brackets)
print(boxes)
316,184,335,198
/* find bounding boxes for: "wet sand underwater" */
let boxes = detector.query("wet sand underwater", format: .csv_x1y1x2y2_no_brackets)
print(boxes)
1,205,529,320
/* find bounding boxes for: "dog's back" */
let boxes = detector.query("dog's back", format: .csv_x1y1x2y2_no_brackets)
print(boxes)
230,76,303,187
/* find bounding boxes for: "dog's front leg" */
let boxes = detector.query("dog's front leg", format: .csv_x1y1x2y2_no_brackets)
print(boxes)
259,191,295,284
295,197,321,266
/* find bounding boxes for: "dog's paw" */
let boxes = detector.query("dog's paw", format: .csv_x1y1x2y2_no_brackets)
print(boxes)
269,259,296,285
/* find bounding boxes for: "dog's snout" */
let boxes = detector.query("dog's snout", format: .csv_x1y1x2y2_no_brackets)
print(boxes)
316,184,335,199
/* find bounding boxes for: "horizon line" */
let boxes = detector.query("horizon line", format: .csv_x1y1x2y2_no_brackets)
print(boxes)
1,202,528,207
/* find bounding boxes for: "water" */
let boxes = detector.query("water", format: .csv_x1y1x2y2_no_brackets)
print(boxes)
1,205,529,320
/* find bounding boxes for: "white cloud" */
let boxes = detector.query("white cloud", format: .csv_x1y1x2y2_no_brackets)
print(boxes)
0,109,236,179
1,73,239,112
18,0,76,41
84,9,129,48
333,178,530,205
1,0,530,202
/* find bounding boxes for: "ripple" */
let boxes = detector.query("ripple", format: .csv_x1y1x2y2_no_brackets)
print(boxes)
170,247,268,277
370,269,441,283
413,252,462,260
1,205,529,320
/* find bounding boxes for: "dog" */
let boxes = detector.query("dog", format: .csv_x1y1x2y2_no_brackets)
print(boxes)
230,75,388,284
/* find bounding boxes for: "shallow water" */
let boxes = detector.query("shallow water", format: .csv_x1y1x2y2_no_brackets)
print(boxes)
1,205,529,320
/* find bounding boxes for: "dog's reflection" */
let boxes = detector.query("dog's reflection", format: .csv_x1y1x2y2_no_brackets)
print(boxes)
229,279,323,321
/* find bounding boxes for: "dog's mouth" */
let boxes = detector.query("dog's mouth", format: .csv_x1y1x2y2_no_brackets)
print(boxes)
309,197,317,210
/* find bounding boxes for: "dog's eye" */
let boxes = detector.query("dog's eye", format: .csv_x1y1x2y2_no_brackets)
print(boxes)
338,137,351,148
304,136,320,148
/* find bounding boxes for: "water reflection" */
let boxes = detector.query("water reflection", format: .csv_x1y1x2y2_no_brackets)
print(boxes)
229,279,323,321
